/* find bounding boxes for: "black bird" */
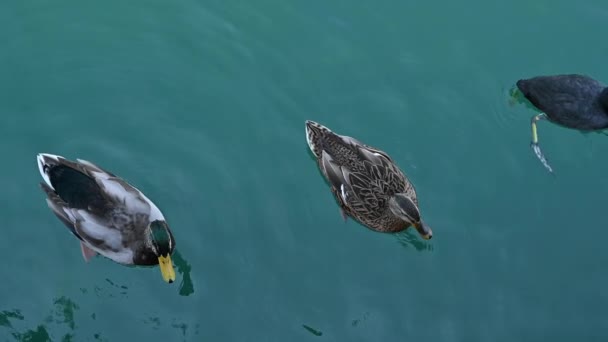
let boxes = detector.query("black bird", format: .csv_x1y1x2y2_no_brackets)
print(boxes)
516,74,608,173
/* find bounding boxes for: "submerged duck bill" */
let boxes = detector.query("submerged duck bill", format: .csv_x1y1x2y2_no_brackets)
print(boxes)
414,222,433,240
420,232,433,240
158,255,176,283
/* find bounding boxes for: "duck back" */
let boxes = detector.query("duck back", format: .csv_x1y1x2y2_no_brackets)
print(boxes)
47,165,107,210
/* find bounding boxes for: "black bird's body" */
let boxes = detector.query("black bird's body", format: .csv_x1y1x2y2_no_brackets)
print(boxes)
515,74,608,173
517,74,608,130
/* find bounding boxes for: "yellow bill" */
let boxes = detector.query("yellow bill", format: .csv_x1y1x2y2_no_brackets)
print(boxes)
158,255,176,283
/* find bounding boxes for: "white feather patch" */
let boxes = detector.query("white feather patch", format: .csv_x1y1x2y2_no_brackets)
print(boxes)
137,191,165,221
37,153,61,189
97,178,149,213
74,211,134,264
76,159,108,175
82,241,134,265
97,249,134,265
305,124,315,154
340,184,348,202
76,211,122,245
97,177,165,221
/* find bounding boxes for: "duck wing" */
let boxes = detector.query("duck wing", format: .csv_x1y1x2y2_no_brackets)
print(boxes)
40,181,83,240
349,141,412,202
38,153,113,227
40,177,134,262
320,142,411,221
39,154,163,219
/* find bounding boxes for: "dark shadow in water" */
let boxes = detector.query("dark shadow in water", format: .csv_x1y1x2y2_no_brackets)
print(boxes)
395,230,433,252
78,279,128,299
3,293,198,341
49,297,79,331
171,320,189,338
351,311,370,327
77,253,192,298
93,332,108,341
144,316,161,330
172,250,194,297
104,279,128,291
11,325,51,342
302,324,323,336
0,310,24,328
144,316,199,341
1,296,79,342
101,279,129,297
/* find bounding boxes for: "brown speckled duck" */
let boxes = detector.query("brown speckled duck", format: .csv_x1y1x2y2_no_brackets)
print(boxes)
305,120,432,239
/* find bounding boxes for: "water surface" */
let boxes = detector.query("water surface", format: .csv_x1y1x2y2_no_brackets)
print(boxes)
1,0,608,341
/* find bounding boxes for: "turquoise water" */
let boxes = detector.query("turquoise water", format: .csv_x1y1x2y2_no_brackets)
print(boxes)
2,0,608,340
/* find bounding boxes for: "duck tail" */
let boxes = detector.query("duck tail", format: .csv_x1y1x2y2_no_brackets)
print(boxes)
305,120,333,158
37,153,64,189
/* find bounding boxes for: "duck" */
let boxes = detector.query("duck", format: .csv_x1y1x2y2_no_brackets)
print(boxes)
37,153,176,283
304,120,432,239
516,74,608,173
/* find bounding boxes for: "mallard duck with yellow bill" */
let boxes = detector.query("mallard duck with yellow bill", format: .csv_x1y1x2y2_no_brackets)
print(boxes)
37,153,176,283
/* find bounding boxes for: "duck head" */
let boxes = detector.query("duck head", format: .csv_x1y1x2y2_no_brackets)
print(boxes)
148,220,176,283
388,193,433,240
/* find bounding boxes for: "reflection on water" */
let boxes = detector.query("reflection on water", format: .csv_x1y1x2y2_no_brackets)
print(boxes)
144,316,199,341
172,250,194,297
11,325,51,342
144,316,161,330
103,279,128,295
93,332,107,341
351,311,370,327
1,296,78,341
49,297,78,330
2,292,197,341
395,230,433,252
171,321,188,338
79,279,128,299
0,310,23,328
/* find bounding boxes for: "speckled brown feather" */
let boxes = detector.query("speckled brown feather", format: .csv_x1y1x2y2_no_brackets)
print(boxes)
305,121,419,233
